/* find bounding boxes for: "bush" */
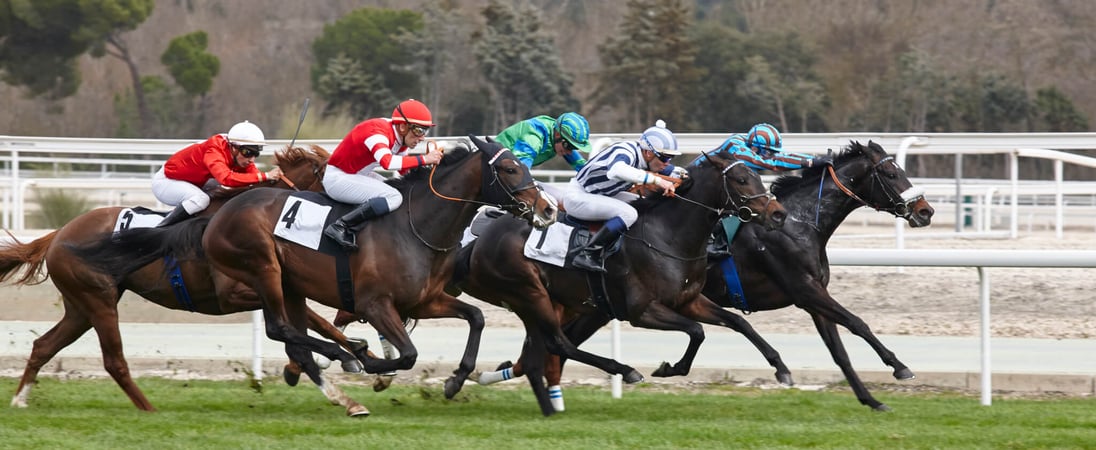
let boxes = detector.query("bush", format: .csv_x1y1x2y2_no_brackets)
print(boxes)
34,188,91,229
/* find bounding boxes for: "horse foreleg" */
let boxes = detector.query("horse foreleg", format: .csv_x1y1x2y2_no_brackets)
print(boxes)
12,309,95,409
518,330,557,417
626,303,705,378
810,313,891,412
811,297,914,381
680,294,794,385
405,294,484,399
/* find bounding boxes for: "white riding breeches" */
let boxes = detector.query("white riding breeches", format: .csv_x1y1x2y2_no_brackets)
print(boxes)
561,179,639,227
151,167,210,214
322,164,402,210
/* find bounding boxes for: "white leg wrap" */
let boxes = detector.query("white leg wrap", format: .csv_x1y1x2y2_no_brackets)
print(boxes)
548,385,565,412
477,367,514,385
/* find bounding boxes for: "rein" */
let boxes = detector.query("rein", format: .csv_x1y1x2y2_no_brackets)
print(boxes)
818,155,920,221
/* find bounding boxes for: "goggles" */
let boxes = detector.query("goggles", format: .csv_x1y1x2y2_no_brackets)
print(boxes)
238,145,262,158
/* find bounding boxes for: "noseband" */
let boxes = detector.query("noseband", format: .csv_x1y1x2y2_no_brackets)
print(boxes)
824,156,923,219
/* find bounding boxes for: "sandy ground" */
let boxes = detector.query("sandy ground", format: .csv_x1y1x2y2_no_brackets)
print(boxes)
4,222,1093,341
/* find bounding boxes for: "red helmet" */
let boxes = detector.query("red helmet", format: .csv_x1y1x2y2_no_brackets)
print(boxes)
391,99,435,127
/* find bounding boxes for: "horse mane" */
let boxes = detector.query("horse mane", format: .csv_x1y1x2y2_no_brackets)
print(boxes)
387,145,473,190
770,141,869,198
207,145,330,200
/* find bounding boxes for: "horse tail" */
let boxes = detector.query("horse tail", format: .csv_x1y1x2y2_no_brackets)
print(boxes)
67,218,211,284
0,230,57,285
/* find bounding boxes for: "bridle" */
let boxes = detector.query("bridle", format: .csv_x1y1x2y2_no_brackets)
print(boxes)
276,149,326,192
410,146,542,252
822,155,924,220
671,160,773,222
626,159,771,262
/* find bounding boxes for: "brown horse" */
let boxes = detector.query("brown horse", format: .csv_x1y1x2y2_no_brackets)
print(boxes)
453,151,787,416
0,146,367,413
478,141,935,413
73,136,556,415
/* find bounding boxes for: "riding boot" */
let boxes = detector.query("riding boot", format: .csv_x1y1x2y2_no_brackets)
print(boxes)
323,197,390,251
570,226,624,273
706,228,731,259
157,205,192,227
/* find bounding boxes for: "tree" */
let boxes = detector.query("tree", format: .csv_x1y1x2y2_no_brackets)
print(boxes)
595,0,701,130
473,0,577,131
311,7,423,119
161,31,219,134
1034,87,1088,132
0,0,156,133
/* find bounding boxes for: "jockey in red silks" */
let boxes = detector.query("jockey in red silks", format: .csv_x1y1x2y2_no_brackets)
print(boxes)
321,99,444,251
152,120,282,227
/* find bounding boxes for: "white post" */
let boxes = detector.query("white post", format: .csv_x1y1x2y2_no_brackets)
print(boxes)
978,267,992,406
1009,152,1019,239
252,310,264,383
610,319,622,398
1055,160,1063,239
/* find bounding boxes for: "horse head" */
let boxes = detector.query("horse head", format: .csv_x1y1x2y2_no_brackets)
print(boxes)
694,150,787,230
273,144,329,192
803,140,934,227
468,135,557,227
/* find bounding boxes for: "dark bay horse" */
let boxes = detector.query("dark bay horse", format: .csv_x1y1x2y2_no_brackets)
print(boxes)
0,146,364,412
484,141,934,413
454,151,787,416
75,137,556,415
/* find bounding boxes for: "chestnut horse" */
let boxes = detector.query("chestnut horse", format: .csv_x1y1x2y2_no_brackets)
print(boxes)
73,137,556,416
0,146,365,412
453,151,787,416
480,141,935,413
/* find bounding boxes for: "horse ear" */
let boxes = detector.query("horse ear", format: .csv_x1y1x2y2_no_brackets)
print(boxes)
468,134,502,156
468,134,489,151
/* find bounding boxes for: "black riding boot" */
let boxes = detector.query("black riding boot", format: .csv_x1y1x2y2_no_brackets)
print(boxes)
570,226,624,273
157,205,192,227
706,227,732,259
323,198,390,250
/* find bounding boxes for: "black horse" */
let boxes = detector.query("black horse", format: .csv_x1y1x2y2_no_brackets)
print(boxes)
455,151,788,416
480,140,934,413
73,137,557,416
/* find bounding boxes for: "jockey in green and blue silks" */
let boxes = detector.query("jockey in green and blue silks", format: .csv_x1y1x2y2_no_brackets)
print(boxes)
692,123,828,171
493,112,591,171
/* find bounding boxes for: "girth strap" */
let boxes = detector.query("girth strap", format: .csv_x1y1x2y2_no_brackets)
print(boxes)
336,252,354,312
163,255,196,312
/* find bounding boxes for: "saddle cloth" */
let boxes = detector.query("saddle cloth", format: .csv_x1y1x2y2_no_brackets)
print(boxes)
113,207,168,232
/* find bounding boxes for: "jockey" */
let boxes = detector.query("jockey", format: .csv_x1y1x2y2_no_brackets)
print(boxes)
699,123,829,256
492,112,592,201
322,99,444,251
562,120,682,273
152,120,282,227
702,123,829,171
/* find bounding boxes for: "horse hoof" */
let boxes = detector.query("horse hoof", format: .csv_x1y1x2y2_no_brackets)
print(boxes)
444,377,465,399
283,366,301,387
776,372,794,386
623,369,644,384
495,360,513,371
873,403,893,412
372,375,394,392
894,368,915,380
342,360,364,374
651,361,674,378
346,405,371,417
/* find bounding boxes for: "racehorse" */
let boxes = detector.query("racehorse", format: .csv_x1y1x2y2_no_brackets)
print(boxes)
0,145,367,413
74,137,556,415
453,150,787,416
480,140,934,413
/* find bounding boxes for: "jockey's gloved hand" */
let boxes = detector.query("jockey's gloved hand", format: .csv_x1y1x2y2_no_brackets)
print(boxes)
810,155,833,168
670,165,688,179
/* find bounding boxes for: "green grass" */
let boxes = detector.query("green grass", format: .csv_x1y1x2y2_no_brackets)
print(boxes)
1,377,1093,449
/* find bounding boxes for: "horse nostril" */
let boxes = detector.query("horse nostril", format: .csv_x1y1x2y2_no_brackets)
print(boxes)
773,210,787,224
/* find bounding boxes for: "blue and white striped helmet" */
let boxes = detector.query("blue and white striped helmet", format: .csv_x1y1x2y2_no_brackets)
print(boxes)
639,119,681,155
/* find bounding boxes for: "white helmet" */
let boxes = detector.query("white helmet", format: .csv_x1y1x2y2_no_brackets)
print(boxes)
639,119,681,155
226,120,266,146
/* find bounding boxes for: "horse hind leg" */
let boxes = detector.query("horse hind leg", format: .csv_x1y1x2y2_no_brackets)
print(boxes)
87,304,158,411
11,310,94,409
315,374,370,417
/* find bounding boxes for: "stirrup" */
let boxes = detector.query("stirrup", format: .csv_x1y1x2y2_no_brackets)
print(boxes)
324,224,358,250
572,253,607,273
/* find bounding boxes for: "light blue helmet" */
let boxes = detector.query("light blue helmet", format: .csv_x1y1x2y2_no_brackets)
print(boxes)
639,119,680,155
555,112,592,153
747,123,783,154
